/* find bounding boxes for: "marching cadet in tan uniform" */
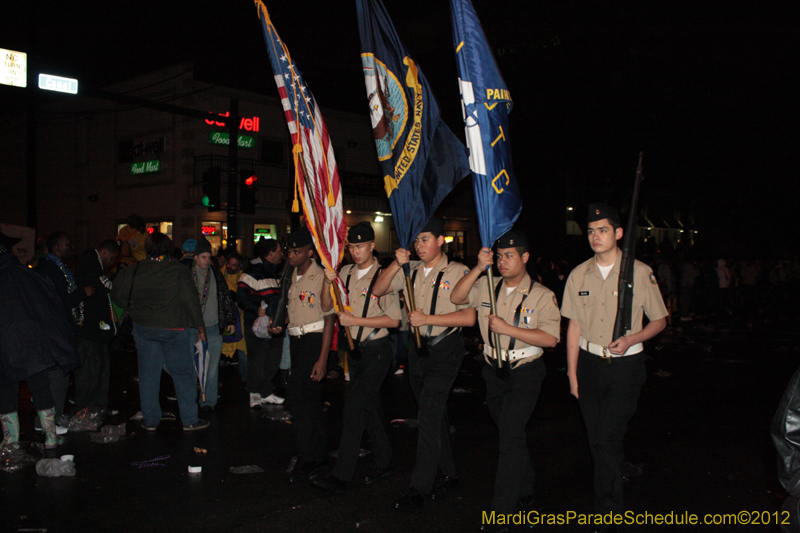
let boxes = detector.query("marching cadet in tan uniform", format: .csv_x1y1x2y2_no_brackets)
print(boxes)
312,222,402,493
451,230,560,532
275,226,335,483
372,217,476,514
561,204,668,533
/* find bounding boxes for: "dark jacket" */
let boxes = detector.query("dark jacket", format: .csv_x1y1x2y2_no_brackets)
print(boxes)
184,262,237,335
35,256,87,334
773,365,800,498
111,259,203,330
75,249,117,343
0,253,78,385
237,260,280,323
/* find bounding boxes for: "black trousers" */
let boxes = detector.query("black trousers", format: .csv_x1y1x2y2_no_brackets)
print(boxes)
483,357,546,514
288,333,327,464
577,349,646,514
0,369,54,413
331,336,393,481
72,337,111,413
408,333,464,494
244,320,283,398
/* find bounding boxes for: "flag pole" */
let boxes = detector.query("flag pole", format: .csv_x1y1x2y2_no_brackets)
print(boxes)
485,266,506,374
298,168,355,352
402,263,423,349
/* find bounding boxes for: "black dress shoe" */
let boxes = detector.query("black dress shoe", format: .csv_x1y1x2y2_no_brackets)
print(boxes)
289,459,327,483
430,476,459,499
364,463,396,484
311,474,347,493
393,488,425,514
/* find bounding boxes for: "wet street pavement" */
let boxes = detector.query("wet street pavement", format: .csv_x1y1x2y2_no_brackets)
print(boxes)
2,313,799,532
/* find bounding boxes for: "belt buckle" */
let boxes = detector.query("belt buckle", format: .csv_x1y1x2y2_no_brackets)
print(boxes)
600,345,612,364
298,325,307,336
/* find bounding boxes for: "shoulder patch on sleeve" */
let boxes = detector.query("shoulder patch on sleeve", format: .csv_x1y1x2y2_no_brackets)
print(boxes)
464,269,470,276
649,272,658,285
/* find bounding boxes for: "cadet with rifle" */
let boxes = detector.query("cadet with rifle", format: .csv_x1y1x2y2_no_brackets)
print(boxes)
561,201,668,533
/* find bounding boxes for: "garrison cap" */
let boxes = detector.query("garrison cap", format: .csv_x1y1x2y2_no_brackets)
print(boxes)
288,225,313,249
420,217,445,236
496,230,528,250
348,221,374,243
587,203,620,225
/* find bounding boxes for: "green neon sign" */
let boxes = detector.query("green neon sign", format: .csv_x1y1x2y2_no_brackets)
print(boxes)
130,160,161,175
208,131,255,148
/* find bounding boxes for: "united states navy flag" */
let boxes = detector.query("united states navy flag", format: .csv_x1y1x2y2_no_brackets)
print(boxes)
451,0,522,247
357,0,471,249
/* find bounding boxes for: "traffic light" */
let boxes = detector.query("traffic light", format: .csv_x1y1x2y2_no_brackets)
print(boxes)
240,170,258,214
202,166,222,212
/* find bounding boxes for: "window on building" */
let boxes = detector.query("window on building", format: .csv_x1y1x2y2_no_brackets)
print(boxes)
443,231,465,260
201,221,227,255
253,223,278,244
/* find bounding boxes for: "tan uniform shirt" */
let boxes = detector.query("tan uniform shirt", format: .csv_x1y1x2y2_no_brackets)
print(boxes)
561,252,668,346
340,261,401,342
288,259,334,329
468,273,561,364
388,254,470,338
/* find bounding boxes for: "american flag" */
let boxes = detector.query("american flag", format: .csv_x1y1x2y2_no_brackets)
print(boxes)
255,1,349,308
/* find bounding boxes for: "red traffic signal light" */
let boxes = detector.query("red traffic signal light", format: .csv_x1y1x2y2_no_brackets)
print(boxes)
245,175,258,187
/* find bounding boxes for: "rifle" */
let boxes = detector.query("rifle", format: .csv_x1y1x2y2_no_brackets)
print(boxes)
612,152,644,343
270,260,294,330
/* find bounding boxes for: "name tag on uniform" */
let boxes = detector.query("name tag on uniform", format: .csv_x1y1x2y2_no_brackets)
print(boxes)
579,291,590,296
481,302,492,308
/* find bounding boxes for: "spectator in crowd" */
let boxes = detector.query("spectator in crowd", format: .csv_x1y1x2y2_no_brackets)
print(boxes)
111,232,209,431
35,231,94,430
72,239,121,416
0,232,77,449
116,214,147,267
189,237,236,413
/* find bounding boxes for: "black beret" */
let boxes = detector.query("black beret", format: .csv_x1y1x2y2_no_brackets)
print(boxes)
288,225,313,249
496,230,528,250
421,217,445,236
347,221,374,243
587,203,620,225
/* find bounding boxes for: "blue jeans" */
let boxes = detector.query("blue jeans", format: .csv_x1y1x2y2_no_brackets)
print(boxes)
190,324,222,407
133,323,199,427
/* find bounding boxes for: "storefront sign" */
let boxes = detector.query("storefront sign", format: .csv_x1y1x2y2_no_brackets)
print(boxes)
205,111,260,132
208,131,255,148
201,225,218,236
130,160,161,175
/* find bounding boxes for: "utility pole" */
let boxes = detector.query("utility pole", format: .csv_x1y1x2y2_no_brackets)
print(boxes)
227,98,239,248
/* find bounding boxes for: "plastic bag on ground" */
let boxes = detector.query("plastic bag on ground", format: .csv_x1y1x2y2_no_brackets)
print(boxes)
69,406,104,432
0,442,42,473
90,422,127,444
36,458,76,477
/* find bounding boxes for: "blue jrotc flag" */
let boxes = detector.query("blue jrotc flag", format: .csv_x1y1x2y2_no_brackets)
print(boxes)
451,0,522,247
356,0,471,249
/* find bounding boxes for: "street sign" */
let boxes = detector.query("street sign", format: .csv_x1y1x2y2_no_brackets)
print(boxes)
1,48,27,88
38,73,78,94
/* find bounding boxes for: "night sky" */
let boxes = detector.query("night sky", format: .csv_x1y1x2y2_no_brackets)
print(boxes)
3,0,796,258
